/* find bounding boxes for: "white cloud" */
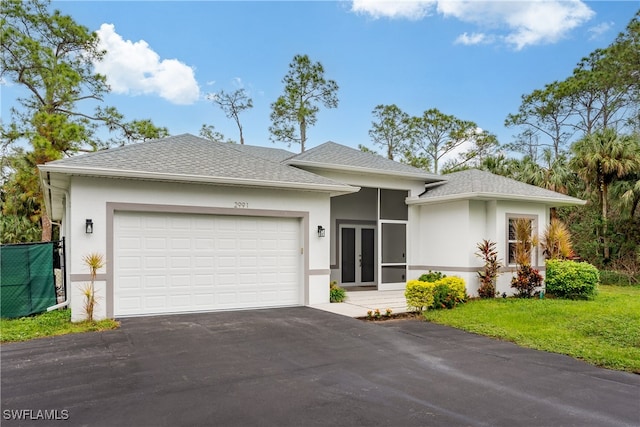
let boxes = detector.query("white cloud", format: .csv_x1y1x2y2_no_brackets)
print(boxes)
351,0,437,20
351,0,595,49
455,32,492,46
94,24,200,105
588,21,614,40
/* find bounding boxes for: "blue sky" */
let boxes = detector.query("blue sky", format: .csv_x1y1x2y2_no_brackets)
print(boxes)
2,1,638,156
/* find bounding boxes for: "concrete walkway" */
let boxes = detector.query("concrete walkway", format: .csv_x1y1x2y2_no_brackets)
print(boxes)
311,289,408,317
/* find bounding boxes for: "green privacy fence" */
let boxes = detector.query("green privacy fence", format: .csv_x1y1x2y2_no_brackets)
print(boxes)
1,241,64,318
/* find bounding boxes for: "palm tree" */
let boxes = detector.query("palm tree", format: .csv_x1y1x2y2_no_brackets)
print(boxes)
570,129,640,260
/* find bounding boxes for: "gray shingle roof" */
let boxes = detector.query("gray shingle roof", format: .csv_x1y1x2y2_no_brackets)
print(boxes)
41,134,353,191
228,144,295,163
287,141,443,181
415,169,585,205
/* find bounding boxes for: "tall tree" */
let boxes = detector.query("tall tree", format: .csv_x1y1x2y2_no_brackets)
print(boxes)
407,108,477,174
505,81,575,159
570,129,640,261
199,124,231,143
368,104,412,160
208,88,252,145
269,54,339,152
441,129,499,172
1,0,167,241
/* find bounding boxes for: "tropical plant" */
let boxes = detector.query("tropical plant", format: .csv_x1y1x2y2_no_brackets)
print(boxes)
510,265,544,298
541,218,574,260
81,253,105,322
475,239,502,298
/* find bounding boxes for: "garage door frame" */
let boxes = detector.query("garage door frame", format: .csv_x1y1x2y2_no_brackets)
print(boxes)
105,202,309,317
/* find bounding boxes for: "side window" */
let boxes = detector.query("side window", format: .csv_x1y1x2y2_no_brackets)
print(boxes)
507,216,537,266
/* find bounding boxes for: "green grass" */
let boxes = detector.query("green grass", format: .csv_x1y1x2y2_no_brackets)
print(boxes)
423,285,640,373
1,309,119,343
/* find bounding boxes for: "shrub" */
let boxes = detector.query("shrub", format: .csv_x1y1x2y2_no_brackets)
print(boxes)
510,265,543,298
329,281,346,303
405,280,435,312
546,260,599,300
418,270,446,282
599,270,639,286
435,276,466,302
405,277,466,312
475,239,502,298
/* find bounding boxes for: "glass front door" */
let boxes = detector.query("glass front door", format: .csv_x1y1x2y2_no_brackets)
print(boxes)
340,225,376,287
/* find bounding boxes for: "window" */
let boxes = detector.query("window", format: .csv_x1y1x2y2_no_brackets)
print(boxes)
507,216,537,266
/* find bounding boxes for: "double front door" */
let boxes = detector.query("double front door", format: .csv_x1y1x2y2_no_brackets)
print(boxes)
340,224,375,287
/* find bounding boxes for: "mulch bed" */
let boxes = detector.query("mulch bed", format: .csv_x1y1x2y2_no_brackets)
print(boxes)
356,311,422,322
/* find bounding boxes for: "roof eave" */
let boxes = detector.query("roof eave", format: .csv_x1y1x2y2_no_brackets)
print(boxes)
38,164,358,194
287,160,443,182
407,191,587,206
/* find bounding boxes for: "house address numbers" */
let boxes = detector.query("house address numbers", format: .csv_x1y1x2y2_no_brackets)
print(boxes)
234,201,249,208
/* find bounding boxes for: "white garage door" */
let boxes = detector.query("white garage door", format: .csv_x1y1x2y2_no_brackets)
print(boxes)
114,211,302,316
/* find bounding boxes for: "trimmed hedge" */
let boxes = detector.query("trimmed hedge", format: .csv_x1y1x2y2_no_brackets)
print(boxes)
405,276,466,312
545,259,599,300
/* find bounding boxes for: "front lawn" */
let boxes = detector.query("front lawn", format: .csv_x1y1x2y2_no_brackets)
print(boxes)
1,309,119,343
423,285,640,373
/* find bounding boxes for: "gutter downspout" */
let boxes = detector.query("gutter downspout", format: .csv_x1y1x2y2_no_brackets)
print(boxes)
41,177,71,311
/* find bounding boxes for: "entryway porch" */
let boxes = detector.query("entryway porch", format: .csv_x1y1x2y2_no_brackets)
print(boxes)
310,289,408,318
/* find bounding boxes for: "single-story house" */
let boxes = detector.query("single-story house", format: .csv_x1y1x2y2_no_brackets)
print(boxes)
39,134,585,321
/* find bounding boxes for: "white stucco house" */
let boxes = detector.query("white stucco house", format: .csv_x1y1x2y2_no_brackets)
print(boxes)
39,134,585,321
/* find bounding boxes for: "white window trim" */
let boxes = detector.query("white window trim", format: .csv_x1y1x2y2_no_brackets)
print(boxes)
506,214,538,267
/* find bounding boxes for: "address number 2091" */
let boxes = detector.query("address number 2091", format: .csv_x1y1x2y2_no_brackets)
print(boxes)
234,201,249,209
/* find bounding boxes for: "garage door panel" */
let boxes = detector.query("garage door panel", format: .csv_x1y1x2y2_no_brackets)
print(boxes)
114,212,302,316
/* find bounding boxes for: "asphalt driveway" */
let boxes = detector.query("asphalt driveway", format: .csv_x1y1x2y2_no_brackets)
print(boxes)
1,307,639,426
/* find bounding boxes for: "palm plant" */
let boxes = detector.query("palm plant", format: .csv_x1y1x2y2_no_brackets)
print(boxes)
570,129,640,260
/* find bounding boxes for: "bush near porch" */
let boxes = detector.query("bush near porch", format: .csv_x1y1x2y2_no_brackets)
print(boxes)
405,276,466,312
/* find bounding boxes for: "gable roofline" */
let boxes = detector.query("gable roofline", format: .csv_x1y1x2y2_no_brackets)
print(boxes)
408,168,586,207
407,191,587,207
38,163,359,195
285,159,443,181
286,141,443,182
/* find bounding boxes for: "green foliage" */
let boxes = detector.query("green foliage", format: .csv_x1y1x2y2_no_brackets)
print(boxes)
405,280,435,312
475,239,502,298
329,281,346,303
510,265,544,298
599,270,640,286
269,54,339,152
546,260,599,300
405,276,466,312
0,309,119,342
1,0,168,240
0,214,42,243
423,285,640,373
208,88,253,145
418,270,446,282
368,104,412,160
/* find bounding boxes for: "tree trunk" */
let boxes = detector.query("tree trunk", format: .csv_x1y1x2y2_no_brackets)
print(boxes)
300,118,306,153
602,181,610,261
41,210,52,242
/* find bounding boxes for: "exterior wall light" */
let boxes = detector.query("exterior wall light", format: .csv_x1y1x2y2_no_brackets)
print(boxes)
85,219,93,234
317,225,326,238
